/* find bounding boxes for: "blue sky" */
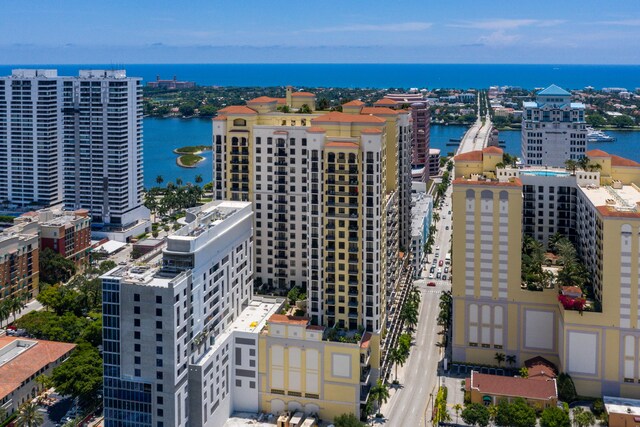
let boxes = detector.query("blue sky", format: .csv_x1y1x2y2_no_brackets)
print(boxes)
1,0,639,64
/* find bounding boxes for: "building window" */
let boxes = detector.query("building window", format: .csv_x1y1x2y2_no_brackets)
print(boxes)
134,293,140,302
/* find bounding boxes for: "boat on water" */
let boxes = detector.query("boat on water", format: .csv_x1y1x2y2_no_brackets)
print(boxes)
587,127,616,143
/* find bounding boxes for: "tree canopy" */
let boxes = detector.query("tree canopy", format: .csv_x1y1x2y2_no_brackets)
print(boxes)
50,342,103,408
540,406,571,427
39,248,76,285
462,403,491,427
334,413,364,427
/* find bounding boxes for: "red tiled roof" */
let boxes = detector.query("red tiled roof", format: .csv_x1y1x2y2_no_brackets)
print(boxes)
586,149,610,158
361,127,384,134
470,371,557,401
0,337,76,400
483,146,503,154
361,107,398,116
212,115,228,121
343,100,364,106
218,106,257,115
307,126,326,133
611,155,640,167
247,96,278,104
306,325,325,331
524,356,558,380
291,91,315,97
454,150,483,162
268,314,310,325
312,111,386,124
374,98,398,106
326,141,360,149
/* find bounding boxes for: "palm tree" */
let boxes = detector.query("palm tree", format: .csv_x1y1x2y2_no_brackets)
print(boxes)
195,174,203,184
587,162,602,172
506,354,516,368
453,403,463,424
389,347,407,382
155,175,164,185
369,379,390,417
8,294,26,322
175,178,183,186
565,159,578,174
494,352,506,367
0,300,10,328
15,402,44,427
577,156,591,171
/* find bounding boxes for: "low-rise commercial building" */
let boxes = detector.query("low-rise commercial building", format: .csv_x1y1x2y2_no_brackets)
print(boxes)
0,337,75,417
604,396,640,427
466,371,557,409
0,222,39,302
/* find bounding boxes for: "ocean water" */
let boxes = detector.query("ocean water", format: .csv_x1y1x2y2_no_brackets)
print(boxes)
1,64,639,89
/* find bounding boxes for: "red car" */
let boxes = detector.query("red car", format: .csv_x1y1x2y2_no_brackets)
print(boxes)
438,260,443,266
427,282,436,287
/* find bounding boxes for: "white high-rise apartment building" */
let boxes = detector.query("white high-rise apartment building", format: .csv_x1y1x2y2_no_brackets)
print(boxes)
0,69,149,241
102,201,283,427
521,84,587,167
0,69,63,208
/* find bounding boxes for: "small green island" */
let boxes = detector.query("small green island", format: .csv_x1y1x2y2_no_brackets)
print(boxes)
173,145,211,168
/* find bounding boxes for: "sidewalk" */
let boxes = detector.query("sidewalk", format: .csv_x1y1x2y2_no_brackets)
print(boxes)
1,298,43,333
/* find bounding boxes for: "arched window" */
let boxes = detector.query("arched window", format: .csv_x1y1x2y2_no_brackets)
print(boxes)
233,118,246,126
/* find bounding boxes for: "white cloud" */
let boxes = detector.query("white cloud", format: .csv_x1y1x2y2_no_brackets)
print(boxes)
450,19,565,30
478,30,521,46
307,22,432,33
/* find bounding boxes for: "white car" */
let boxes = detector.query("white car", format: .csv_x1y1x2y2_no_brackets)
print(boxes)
428,273,434,279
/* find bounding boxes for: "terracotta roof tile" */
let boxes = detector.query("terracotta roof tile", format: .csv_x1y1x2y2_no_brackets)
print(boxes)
326,141,360,149
454,150,483,162
306,325,325,331
361,107,398,116
291,92,315,97
268,314,310,325
343,100,364,106
524,356,558,380
482,146,503,154
360,332,372,349
585,149,611,158
307,126,326,133
470,371,557,401
247,96,278,104
611,155,640,167
312,111,386,124
218,106,257,115
361,127,384,134
212,115,228,121
374,98,398,106
0,337,76,400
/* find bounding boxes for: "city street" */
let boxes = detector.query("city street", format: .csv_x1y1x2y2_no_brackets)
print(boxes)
381,186,454,427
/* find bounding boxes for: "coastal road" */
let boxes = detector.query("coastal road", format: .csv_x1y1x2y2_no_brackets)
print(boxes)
381,186,454,427
457,97,491,155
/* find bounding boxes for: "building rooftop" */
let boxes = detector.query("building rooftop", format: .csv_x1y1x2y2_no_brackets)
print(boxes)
469,371,557,401
312,111,386,125
581,183,640,216
0,337,76,400
538,84,571,97
604,396,640,416
226,297,284,334
411,193,432,236
173,200,251,240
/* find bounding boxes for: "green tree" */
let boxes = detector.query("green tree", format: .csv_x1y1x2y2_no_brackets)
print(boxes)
557,373,577,402
298,104,313,114
564,159,578,174
7,294,26,322
586,113,607,128
506,354,517,367
0,300,9,328
156,175,164,185
51,342,103,408
39,248,76,285
540,406,571,427
573,407,596,427
494,352,506,367
389,347,407,382
611,114,635,128
287,287,300,305
198,104,217,117
369,379,390,416
15,402,44,427
461,403,491,427
195,174,203,184
334,413,364,427
179,103,196,117
37,284,81,316
453,403,463,425
508,398,537,427
16,311,90,342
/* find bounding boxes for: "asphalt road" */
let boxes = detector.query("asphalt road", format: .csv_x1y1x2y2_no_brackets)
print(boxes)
382,186,454,427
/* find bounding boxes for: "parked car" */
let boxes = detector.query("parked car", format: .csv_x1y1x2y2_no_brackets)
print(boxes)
442,274,447,281
436,272,442,279
444,267,449,274
430,266,435,274
445,225,449,230
428,274,434,279
427,282,436,287
439,260,444,266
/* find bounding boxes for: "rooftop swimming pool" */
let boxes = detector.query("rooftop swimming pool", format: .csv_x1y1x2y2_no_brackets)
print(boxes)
520,170,570,177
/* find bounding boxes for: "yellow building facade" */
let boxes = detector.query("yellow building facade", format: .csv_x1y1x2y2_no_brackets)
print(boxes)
452,148,640,399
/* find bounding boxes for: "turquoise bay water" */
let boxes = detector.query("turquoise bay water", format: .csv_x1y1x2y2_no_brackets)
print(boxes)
143,119,640,187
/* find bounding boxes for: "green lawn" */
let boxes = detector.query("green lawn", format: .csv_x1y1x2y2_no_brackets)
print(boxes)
174,145,211,154
178,154,205,167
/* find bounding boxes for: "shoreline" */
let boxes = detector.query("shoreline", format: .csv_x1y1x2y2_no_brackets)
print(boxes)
176,154,205,168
